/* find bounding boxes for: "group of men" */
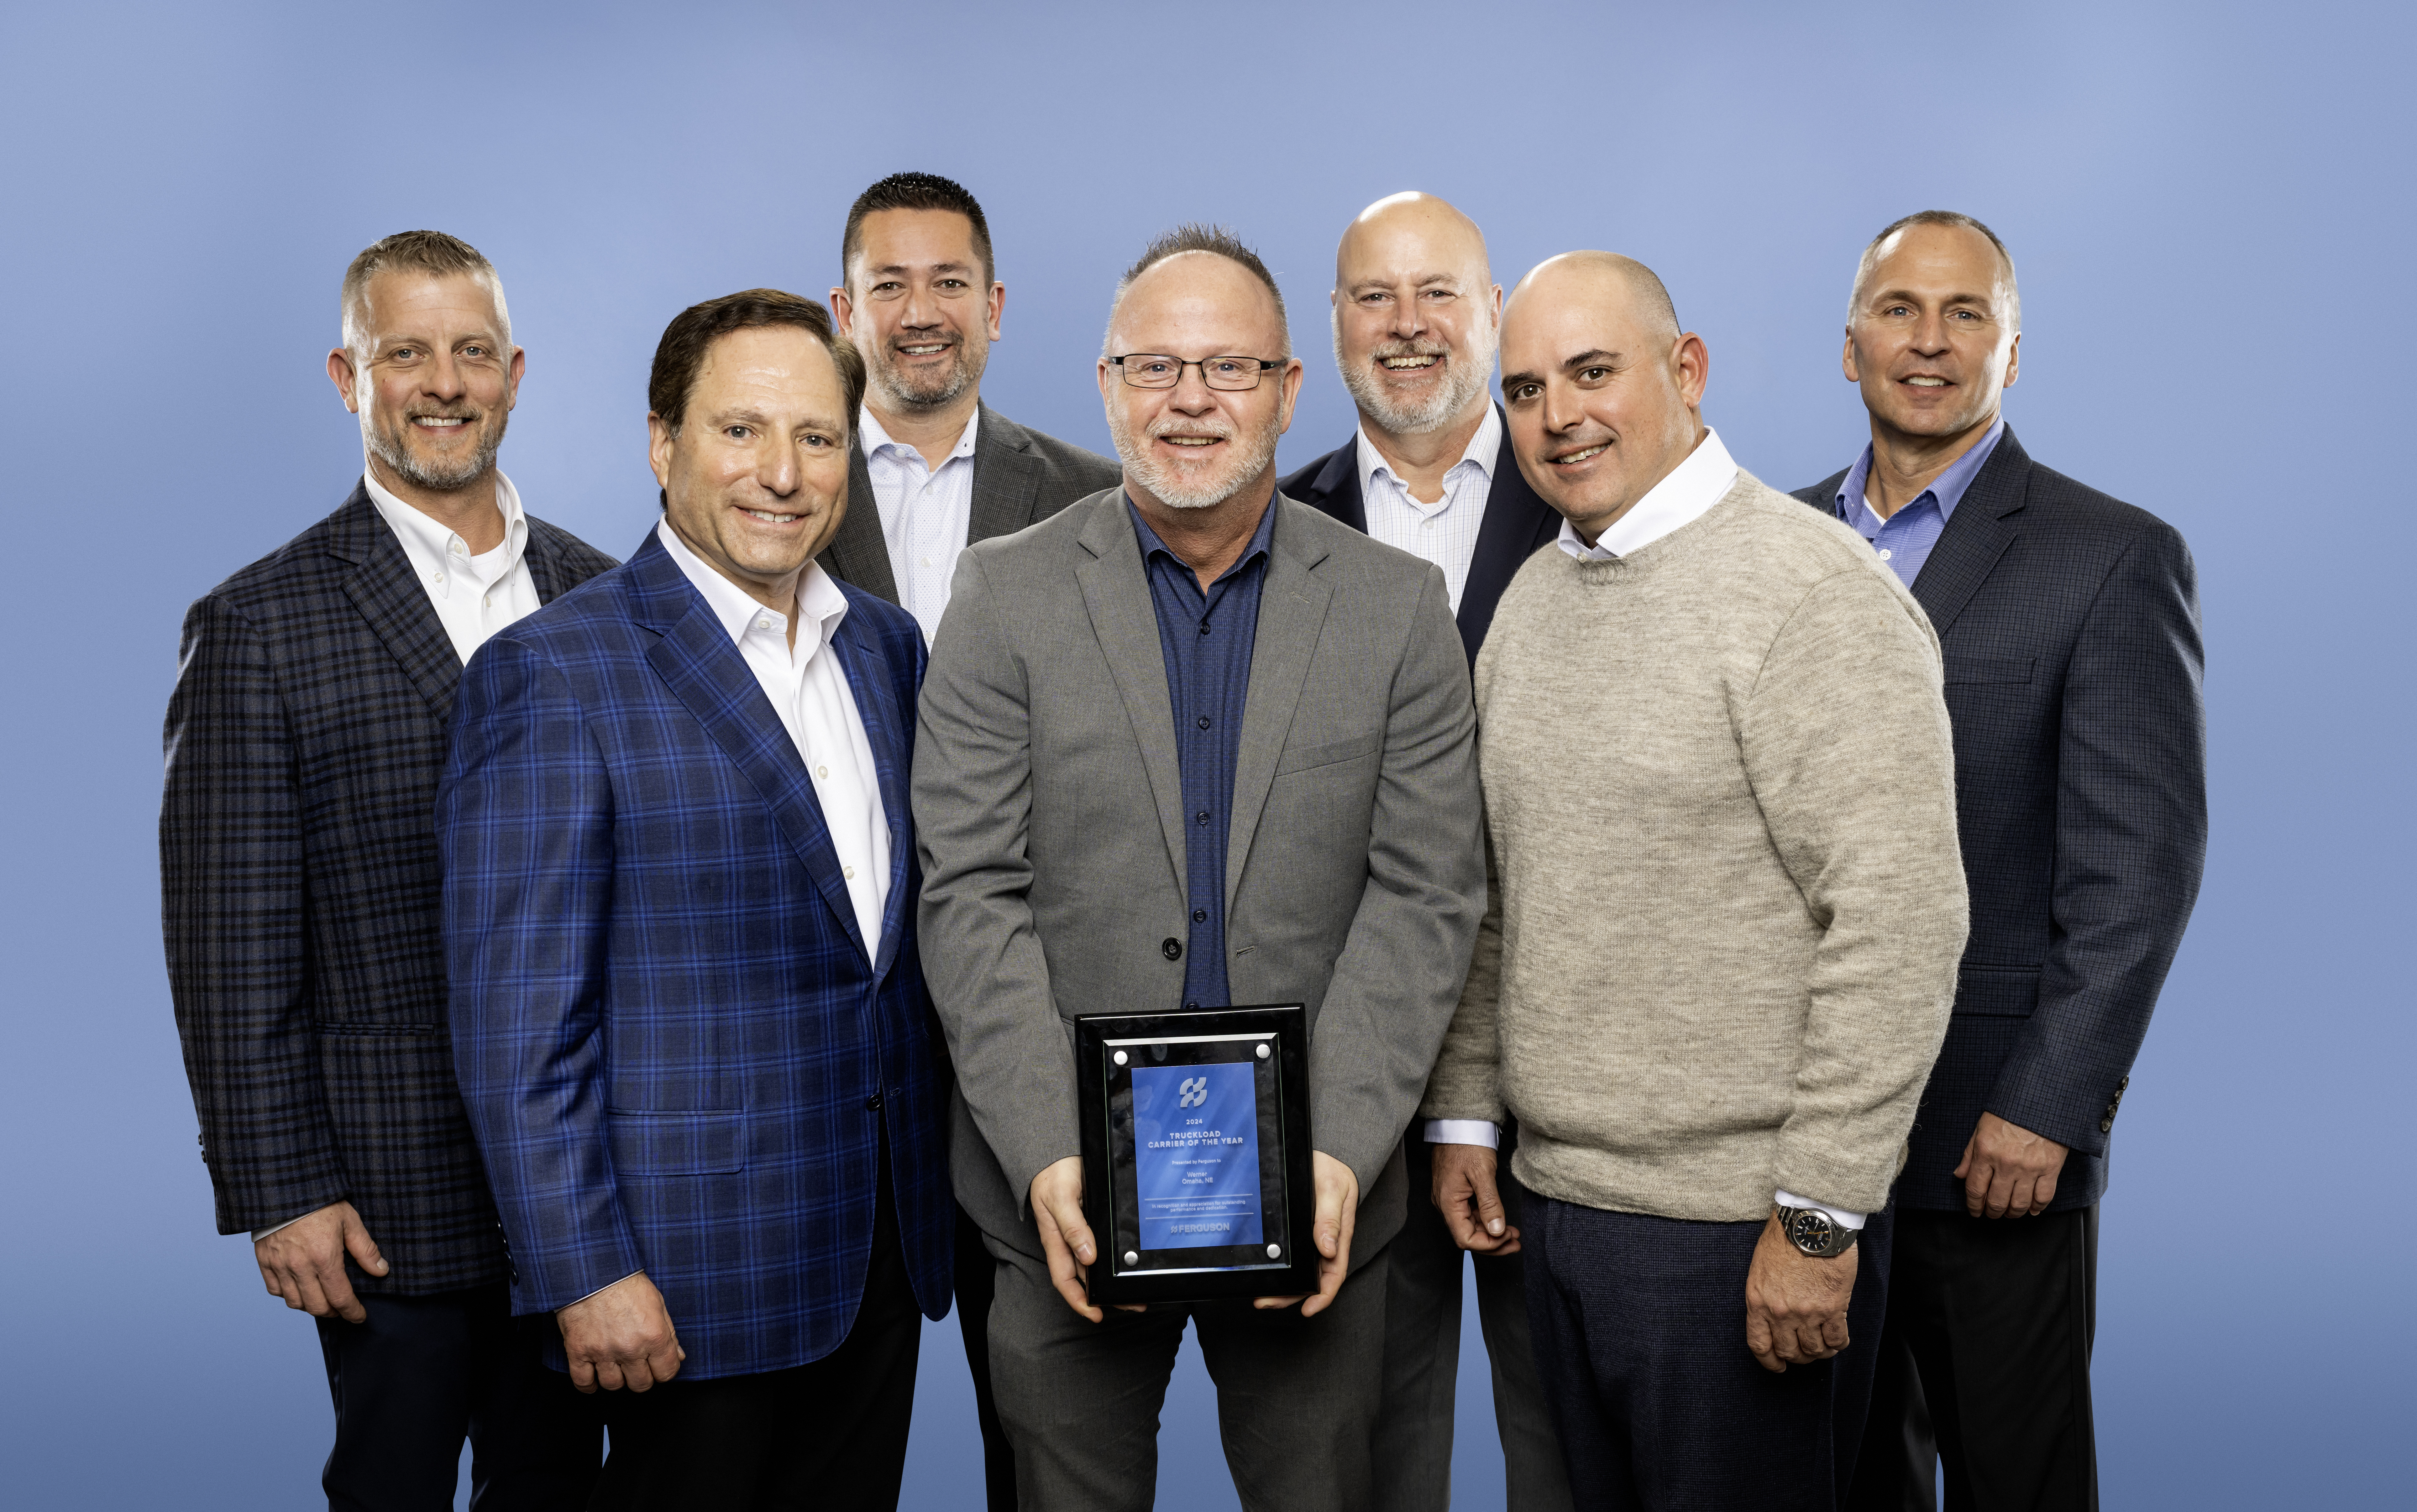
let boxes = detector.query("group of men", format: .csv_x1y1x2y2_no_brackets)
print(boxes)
161,172,2206,1512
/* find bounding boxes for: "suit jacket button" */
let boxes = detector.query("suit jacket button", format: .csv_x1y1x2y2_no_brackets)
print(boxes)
866,1092,884,1111
2100,1117,2114,1133
1162,938,1183,961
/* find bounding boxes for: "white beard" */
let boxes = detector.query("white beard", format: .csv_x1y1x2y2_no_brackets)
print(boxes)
1107,407,1282,511
1332,307,1497,436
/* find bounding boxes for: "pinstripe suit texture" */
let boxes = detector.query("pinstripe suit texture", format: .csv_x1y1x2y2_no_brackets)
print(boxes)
1793,426,2206,1212
161,482,616,1294
438,528,952,1381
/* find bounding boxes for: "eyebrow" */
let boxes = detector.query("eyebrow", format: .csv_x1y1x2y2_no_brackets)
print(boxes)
1350,272,1463,292
864,260,975,278
1868,285,2000,311
1500,349,1623,392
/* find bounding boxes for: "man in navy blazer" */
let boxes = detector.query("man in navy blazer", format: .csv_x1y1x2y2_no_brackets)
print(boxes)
1792,213,2206,1510
1275,192,1568,1512
441,289,952,1509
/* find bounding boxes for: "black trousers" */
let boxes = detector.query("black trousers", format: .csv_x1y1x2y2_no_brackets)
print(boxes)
1845,1205,2098,1512
314,1281,600,1511
1525,1197,1894,1512
588,1182,923,1512
954,1202,1016,1510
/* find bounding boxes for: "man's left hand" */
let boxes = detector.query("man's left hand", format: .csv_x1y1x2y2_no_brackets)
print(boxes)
1744,1212,1858,1373
1255,1151,1358,1317
1952,1111,2069,1218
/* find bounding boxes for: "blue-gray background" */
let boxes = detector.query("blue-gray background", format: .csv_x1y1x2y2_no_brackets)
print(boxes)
2,2,2406,1506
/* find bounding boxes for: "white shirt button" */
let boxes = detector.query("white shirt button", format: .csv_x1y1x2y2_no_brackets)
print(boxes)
483,594,491,607
817,765,830,779
432,572,445,584
1878,548,1894,561
756,618,774,631
449,541,467,557
843,865,856,880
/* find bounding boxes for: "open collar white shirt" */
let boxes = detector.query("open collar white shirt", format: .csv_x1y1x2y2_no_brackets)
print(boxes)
656,521,893,954
860,405,980,647
363,466,543,663
1353,402,1500,614
1445,425,1865,1231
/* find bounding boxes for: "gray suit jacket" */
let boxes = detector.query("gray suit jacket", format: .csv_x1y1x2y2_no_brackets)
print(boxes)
913,488,1486,1266
818,402,1122,603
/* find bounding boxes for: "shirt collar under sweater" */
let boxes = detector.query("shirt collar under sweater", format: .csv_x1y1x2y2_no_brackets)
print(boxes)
1554,427,1738,562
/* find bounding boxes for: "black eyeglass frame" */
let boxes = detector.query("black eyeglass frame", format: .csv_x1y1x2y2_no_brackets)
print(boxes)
1108,354,1286,391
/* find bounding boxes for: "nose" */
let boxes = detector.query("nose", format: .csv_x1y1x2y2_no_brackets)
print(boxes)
423,348,466,400
1391,294,1423,341
758,435,800,498
899,281,941,332
1911,309,1952,356
1167,362,1218,414
1540,379,1584,435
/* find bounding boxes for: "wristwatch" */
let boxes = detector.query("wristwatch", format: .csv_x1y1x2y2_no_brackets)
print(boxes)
1775,1205,1859,1259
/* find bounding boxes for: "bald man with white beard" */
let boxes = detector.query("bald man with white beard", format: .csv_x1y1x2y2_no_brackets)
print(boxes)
1279,192,1570,1512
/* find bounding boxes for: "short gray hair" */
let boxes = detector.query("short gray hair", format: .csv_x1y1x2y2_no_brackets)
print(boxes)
1103,223,1291,358
1847,210,2019,330
341,229,512,359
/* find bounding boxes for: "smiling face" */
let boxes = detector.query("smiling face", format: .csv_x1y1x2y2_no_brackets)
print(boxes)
1498,254,1707,544
330,270,521,499
1098,251,1302,512
1845,221,2020,443
1331,193,1501,437
833,207,1000,413
649,325,853,603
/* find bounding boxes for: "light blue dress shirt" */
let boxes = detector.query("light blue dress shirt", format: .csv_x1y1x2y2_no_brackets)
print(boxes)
1832,420,2005,587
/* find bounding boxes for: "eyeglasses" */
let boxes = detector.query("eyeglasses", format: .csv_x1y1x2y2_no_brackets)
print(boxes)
1109,354,1283,391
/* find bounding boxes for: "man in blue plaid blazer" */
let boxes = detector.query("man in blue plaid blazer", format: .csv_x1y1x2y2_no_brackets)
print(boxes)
1794,213,2206,1512
162,231,615,1510
441,289,952,1508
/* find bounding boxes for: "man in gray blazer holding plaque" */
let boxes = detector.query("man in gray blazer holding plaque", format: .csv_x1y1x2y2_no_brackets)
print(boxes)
912,224,1487,1512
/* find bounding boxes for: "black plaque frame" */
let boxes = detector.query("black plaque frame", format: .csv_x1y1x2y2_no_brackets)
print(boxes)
1074,1004,1317,1305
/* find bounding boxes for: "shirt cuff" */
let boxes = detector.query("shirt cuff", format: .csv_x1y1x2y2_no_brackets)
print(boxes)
250,1213,310,1243
1774,1190,1867,1230
567,1269,644,1311
1425,1119,1500,1149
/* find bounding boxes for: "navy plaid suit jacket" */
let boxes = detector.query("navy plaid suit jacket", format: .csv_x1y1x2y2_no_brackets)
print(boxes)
438,527,952,1379
1794,427,2206,1211
161,482,617,1292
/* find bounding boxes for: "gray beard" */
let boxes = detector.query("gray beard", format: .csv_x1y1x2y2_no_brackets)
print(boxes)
863,336,986,413
1107,407,1282,512
364,409,505,493
1332,310,1497,436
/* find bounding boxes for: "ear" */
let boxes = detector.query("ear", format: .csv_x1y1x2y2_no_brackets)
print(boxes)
1276,357,1306,435
328,348,362,415
1673,332,1710,412
1841,326,1861,384
504,347,526,413
829,286,855,334
2002,331,2021,390
647,412,678,494
986,280,1005,343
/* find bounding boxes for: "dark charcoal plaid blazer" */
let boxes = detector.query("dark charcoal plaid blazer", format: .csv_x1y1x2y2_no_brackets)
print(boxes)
817,402,1121,604
1793,426,2206,1211
1278,403,1562,666
438,528,953,1379
160,481,616,1293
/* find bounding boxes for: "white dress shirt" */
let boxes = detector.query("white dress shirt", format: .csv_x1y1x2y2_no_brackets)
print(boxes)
363,467,543,664
1433,426,1866,1231
861,405,980,646
1354,403,1501,614
656,521,893,952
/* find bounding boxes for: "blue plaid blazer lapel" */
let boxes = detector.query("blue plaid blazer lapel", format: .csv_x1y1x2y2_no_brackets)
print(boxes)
826,601,913,982
626,532,873,966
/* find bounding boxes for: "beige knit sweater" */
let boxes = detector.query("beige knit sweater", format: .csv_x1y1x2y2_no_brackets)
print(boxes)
1423,469,1966,1220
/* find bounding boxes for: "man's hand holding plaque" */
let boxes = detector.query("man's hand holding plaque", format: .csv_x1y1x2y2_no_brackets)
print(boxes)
1251,1151,1357,1316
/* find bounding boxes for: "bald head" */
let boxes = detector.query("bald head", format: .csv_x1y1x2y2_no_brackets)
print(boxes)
1498,250,1708,544
1331,191,1502,439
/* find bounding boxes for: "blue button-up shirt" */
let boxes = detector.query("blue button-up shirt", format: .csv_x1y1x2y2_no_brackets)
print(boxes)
1832,420,2004,587
1128,495,1277,1012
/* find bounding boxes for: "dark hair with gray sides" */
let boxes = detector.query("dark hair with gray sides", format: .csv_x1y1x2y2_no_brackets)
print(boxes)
340,229,509,359
841,171,995,292
1104,224,1291,358
1848,210,2020,329
646,288,867,508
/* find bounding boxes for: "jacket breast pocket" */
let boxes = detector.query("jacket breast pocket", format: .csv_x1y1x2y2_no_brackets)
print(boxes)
1953,965,2040,1017
605,1110,745,1175
1273,733,1381,777
1942,655,2035,687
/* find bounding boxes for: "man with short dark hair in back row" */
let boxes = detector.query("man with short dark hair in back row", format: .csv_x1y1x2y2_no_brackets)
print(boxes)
1796,212,2205,1512
821,169,1122,1510
162,230,614,1508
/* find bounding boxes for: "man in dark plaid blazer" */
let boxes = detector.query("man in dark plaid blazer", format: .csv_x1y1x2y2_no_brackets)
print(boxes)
441,290,954,1509
1793,212,2207,1512
161,232,616,1508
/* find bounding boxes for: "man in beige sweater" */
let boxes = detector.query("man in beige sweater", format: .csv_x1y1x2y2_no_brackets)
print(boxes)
1422,252,1967,1512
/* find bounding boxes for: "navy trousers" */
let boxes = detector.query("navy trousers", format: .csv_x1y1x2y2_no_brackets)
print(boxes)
1524,1197,1894,1512
314,1282,600,1511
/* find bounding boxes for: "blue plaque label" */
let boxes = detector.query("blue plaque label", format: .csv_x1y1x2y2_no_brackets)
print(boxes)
1130,1061,1264,1250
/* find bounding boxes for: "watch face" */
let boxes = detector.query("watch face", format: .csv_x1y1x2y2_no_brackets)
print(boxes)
1787,1209,1836,1254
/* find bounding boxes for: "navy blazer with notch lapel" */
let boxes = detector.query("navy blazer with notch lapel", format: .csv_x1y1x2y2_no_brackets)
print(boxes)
438,527,952,1379
161,481,617,1292
1793,426,2206,1211
1277,403,1562,664
818,402,1122,605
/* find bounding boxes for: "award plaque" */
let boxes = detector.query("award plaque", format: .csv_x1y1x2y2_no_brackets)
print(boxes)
1074,1004,1317,1305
